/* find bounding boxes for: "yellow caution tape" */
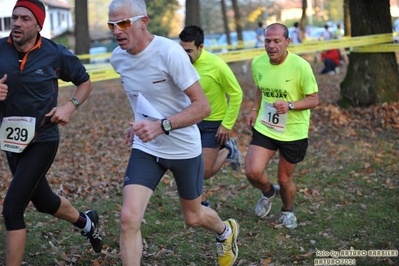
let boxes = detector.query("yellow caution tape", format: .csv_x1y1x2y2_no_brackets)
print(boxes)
59,33,397,87
58,65,119,87
216,33,395,62
77,52,113,60
206,40,257,51
351,43,399,53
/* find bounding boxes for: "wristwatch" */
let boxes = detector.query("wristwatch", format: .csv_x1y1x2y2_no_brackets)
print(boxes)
161,118,172,135
288,102,294,110
69,98,80,109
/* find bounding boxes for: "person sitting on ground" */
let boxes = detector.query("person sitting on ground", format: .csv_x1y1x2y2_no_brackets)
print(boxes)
320,49,341,75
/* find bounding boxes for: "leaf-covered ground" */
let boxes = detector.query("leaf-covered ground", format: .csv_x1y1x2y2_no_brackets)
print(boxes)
0,57,398,265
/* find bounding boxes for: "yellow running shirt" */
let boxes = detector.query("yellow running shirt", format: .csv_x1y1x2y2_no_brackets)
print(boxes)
252,52,318,141
193,49,243,130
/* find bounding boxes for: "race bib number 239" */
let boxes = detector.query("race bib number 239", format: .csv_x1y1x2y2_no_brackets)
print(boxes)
0,116,36,153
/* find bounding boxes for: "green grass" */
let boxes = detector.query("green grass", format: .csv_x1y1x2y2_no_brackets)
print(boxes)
1,83,398,265
1,130,399,265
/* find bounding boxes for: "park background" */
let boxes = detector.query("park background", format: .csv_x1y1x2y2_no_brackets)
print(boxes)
1,0,399,265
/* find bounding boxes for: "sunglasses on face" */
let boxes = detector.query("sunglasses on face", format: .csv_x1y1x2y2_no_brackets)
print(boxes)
107,15,144,31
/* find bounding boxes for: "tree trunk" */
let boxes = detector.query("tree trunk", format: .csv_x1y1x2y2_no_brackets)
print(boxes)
339,0,399,107
343,0,350,36
185,0,200,26
300,0,307,39
231,0,243,44
74,0,90,56
221,0,231,45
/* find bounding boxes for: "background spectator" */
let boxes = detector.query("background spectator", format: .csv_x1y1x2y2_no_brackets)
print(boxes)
290,22,302,44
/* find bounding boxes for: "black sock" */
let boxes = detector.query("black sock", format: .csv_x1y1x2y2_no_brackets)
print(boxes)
282,207,294,212
217,224,227,236
73,211,88,229
263,184,275,198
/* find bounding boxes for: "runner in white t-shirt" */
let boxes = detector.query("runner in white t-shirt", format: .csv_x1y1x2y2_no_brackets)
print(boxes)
108,0,240,265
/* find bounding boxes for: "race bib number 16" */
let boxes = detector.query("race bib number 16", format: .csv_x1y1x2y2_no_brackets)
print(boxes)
259,102,287,134
0,116,36,153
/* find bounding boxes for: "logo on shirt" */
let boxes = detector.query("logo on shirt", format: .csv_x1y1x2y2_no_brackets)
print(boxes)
152,79,166,84
35,69,44,75
286,79,292,82
261,87,288,99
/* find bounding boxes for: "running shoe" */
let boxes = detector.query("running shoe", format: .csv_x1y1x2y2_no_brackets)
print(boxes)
225,138,242,171
216,218,239,266
81,210,103,253
254,184,280,219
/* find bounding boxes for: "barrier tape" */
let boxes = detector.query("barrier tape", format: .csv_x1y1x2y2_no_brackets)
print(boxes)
58,66,120,87
59,33,398,87
351,43,399,53
216,33,395,62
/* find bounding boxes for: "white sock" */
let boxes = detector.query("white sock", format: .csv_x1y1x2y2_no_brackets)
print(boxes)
217,222,232,241
82,214,92,233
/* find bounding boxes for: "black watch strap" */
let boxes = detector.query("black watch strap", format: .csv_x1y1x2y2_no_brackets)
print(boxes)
161,118,172,135
69,98,80,109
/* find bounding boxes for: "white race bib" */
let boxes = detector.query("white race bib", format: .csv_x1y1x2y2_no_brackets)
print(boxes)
259,101,287,134
0,116,36,153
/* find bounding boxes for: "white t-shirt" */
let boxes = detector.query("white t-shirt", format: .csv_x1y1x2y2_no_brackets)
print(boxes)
291,29,301,44
110,35,202,159
321,29,333,40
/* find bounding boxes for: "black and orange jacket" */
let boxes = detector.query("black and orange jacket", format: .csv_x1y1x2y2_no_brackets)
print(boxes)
0,34,89,142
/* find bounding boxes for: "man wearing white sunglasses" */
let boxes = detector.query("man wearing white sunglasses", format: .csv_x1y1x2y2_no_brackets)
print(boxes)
108,0,240,265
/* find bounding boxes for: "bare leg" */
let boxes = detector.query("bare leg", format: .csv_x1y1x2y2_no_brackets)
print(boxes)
202,147,229,202
120,185,153,266
180,196,225,234
212,148,229,176
277,156,296,210
6,229,26,266
245,145,276,193
202,147,226,180
52,197,80,222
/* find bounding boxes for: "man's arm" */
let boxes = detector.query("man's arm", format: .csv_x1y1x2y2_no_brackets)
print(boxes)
290,92,319,110
247,86,262,129
220,65,243,130
67,79,93,109
131,81,211,143
274,92,319,114
167,81,211,129
45,79,93,125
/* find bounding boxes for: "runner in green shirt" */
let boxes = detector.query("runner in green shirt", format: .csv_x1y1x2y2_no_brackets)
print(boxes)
246,23,319,229
179,25,243,208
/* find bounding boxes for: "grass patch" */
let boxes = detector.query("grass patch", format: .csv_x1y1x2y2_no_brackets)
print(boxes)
1,133,398,266
1,79,398,265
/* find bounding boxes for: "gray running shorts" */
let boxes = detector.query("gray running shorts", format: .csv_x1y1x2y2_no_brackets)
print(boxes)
124,148,204,200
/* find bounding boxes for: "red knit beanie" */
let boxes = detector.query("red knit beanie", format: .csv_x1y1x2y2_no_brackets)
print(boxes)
14,0,46,28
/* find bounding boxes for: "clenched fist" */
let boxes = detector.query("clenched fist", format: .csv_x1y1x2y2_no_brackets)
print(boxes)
0,74,8,101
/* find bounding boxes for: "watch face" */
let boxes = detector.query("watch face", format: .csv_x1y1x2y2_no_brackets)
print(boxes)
70,98,80,108
163,120,172,131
